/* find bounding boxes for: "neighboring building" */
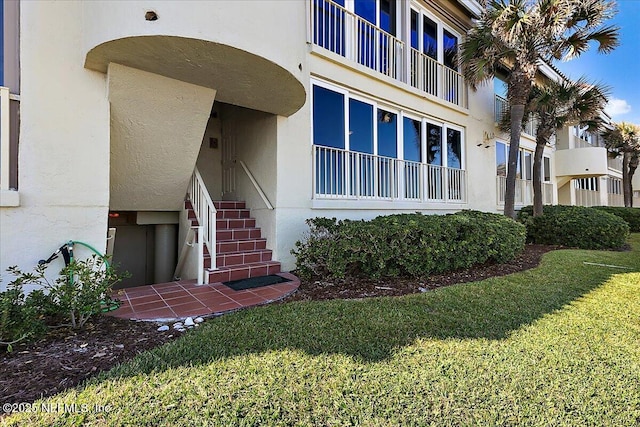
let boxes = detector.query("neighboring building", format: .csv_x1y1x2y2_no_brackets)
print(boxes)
0,1,632,289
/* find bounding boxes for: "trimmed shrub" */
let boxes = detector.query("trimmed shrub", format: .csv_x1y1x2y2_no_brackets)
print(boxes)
0,273,48,351
292,210,526,280
592,206,640,232
518,205,629,249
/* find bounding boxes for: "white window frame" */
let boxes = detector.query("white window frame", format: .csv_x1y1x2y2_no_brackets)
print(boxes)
310,79,467,203
408,3,462,68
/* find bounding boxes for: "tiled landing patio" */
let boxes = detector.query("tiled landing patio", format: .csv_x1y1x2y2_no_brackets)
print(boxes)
107,272,299,322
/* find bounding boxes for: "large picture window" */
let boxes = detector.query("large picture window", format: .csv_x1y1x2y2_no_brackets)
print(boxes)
312,81,466,203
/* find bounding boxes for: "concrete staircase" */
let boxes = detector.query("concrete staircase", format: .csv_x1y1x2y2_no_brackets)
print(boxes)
187,200,280,284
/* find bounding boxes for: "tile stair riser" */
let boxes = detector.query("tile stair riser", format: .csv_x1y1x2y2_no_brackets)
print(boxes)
207,262,281,283
186,200,281,283
216,209,251,219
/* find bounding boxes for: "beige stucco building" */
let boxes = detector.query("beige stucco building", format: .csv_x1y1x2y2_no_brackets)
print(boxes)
0,0,635,290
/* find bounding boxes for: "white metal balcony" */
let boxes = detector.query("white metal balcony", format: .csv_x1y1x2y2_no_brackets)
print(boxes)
607,156,623,172
494,94,537,138
310,0,467,108
496,176,552,206
313,145,466,203
607,193,624,207
575,188,600,207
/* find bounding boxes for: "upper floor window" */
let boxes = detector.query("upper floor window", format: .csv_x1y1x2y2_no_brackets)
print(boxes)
354,0,396,35
310,0,468,108
409,7,460,71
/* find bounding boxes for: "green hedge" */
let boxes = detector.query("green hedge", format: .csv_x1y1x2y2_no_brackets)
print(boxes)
292,211,526,280
518,205,629,249
592,206,640,232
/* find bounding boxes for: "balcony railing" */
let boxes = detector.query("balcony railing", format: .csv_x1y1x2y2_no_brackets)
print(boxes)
311,0,404,80
543,182,553,205
493,95,537,138
497,177,552,205
608,193,624,207
497,176,532,205
0,86,19,192
409,48,467,107
524,115,538,138
607,156,623,172
495,94,508,124
313,145,466,203
575,188,600,207
310,0,467,108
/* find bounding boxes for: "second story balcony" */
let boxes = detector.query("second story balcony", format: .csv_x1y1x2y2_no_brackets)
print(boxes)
608,156,623,172
309,0,468,109
494,94,538,138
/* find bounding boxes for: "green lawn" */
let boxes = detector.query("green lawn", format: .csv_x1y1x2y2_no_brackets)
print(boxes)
5,236,640,426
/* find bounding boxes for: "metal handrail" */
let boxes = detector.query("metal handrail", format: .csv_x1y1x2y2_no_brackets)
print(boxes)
188,167,218,272
239,160,274,210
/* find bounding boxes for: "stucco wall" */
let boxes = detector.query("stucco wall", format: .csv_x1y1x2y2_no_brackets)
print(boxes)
219,104,277,253
82,0,306,81
108,63,215,211
196,114,223,201
82,1,306,117
0,2,110,289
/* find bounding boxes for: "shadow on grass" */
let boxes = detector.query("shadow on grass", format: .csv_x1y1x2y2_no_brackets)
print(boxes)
106,245,639,377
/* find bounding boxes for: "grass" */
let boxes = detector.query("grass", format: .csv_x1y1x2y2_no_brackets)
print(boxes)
4,235,640,426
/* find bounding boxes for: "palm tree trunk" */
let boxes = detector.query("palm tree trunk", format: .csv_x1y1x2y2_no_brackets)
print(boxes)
622,151,631,207
504,103,525,219
629,154,638,208
532,137,546,217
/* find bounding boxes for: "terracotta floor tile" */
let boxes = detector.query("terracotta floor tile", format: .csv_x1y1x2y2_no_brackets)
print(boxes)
106,276,300,321
172,305,211,317
133,300,168,312
187,285,218,295
197,296,236,307
126,291,160,301
159,290,191,300
249,287,286,298
151,284,183,293
134,309,177,320
159,295,196,306
119,290,156,300
209,301,243,312
230,295,267,306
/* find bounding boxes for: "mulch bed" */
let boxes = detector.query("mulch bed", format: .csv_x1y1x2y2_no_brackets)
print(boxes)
0,316,181,412
1,244,555,411
286,244,556,301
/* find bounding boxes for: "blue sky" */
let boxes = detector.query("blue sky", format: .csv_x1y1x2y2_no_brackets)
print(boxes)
555,0,640,125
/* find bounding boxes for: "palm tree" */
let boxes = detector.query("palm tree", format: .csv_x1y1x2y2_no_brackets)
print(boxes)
460,0,619,218
603,122,640,207
528,78,609,216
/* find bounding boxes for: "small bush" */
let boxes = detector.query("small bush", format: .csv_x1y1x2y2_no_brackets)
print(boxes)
46,256,123,329
518,205,629,249
0,270,48,350
292,211,526,280
3,256,125,334
592,206,640,232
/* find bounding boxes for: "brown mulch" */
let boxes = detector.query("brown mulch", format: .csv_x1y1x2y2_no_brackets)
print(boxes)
0,316,180,412
286,244,556,301
1,244,555,410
